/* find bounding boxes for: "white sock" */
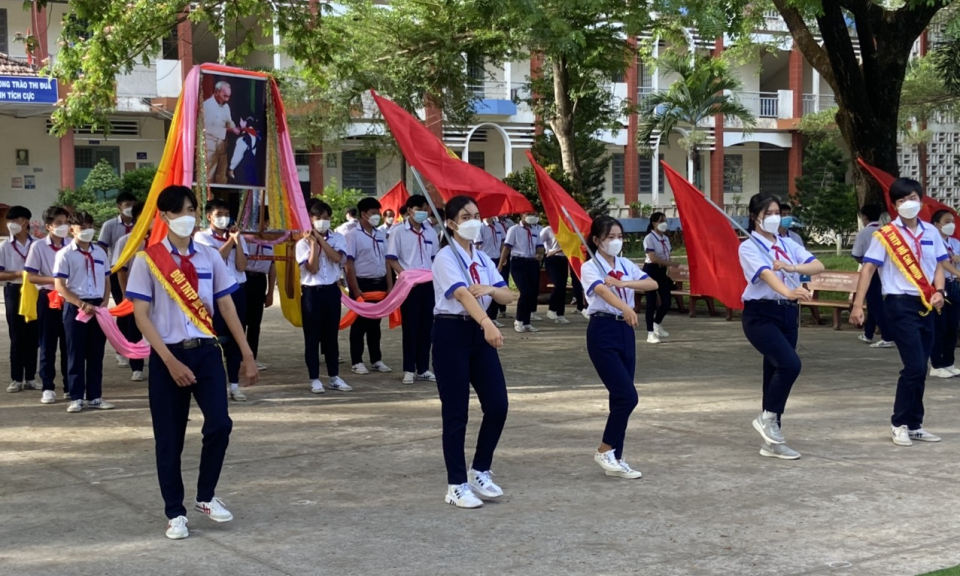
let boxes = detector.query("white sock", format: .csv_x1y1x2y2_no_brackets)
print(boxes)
230,383,239,391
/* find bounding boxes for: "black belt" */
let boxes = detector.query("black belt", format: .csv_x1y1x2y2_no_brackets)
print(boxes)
302,283,340,290
885,294,923,301
591,312,626,321
746,299,799,307
512,257,538,261
167,338,221,350
435,314,473,321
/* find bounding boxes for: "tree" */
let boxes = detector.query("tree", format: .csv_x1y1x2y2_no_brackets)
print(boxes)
121,165,159,202
794,137,858,246
636,52,756,190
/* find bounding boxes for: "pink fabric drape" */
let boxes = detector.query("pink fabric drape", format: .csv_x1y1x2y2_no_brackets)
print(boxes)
76,308,151,360
177,65,200,187
339,269,434,318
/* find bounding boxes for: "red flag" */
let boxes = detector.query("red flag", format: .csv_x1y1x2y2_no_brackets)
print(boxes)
371,91,534,217
526,151,591,278
662,162,746,310
857,157,960,239
378,181,410,219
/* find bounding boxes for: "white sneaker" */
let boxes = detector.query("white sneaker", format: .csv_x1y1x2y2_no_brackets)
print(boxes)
606,460,643,479
352,363,370,375
891,425,913,447
930,367,954,379
165,515,189,540
492,320,504,328
372,361,392,373
948,366,960,376
519,324,539,333
444,483,483,509
870,340,895,348
555,316,571,325
909,428,942,442
654,323,669,338
532,313,543,321
647,332,660,344
87,398,115,410
40,390,56,404
7,381,22,393
760,442,801,460
402,372,415,384
194,497,233,522
117,354,129,367
594,449,622,473
228,386,246,401
66,399,84,413
23,380,41,390
131,371,144,382
514,321,525,333
310,379,325,394
416,371,437,382
328,376,352,391
858,334,873,344
546,311,559,321
62,390,71,400
256,361,268,371
468,469,504,499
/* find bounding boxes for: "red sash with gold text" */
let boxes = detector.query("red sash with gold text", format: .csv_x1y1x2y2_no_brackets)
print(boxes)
874,224,935,315
141,244,216,336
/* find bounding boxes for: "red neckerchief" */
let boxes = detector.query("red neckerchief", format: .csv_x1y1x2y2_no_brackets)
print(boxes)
48,237,64,252
521,224,534,254
210,229,230,243
121,217,133,235
901,223,925,261
655,232,669,259
77,245,95,276
771,239,794,282
361,227,381,259
469,262,481,285
172,244,199,291
409,224,427,266
10,236,31,261
607,269,627,300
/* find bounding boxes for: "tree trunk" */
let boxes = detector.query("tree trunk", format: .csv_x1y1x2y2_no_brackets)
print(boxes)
691,149,701,191
548,56,582,190
918,140,929,191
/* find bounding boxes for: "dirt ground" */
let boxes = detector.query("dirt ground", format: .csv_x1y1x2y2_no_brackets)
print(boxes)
3,300,960,576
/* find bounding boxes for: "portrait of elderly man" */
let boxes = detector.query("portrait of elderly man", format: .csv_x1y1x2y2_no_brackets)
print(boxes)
203,80,242,184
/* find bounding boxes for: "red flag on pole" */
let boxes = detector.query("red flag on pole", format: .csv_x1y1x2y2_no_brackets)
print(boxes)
378,181,410,219
662,162,746,310
857,157,960,239
526,151,591,278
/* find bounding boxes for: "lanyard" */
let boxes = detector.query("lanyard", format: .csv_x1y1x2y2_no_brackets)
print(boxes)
77,247,95,276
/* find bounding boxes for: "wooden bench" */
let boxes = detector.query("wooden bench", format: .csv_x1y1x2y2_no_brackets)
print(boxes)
802,271,859,330
667,264,720,318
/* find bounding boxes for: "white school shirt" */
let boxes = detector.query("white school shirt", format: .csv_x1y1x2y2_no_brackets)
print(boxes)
296,232,347,286
432,242,506,315
336,219,358,236
739,232,815,302
504,224,543,258
126,238,238,344
386,221,438,272
0,235,37,284
195,229,249,285
863,218,948,296
778,230,805,248
643,231,672,264
112,233,144,270
540,226,563,256
25,236,70,290
479,221,503,260
345,226,387,279
53,241,110,299
943,236,960,280
581,256,648,316
97,216,135,260
203,96,233,142
851,222,881,260
245,242,274,275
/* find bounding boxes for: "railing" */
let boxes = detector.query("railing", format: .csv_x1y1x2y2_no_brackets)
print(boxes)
466,80,510,100
737,91,779,118
637,86,661,110
802,94,817,116
510,82,531,102
819,94,837,110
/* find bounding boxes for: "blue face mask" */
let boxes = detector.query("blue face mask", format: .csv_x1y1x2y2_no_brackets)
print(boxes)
780,216,794,229
413,210,429,224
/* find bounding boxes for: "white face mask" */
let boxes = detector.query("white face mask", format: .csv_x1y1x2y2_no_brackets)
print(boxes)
212,216,231,230
759,215,781,234
52,224,70,238
368,214,381,227
77,229,96,243
525,215,539,225
121,207,133,218
897,199,922,220
455,219,483,242
656,222,668,233
6,222,23,236
313,219,330,233
167,215,197,238
942,223,956,237
602,238,623,256
385,217,395,225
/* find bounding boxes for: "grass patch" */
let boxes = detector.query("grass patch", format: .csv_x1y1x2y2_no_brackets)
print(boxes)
918,566,960,576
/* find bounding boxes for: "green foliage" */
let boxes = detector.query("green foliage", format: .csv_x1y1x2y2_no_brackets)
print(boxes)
797,108,840,138
531,132,613,217
82,159,123,201
54,159,128,230
503,160,610,220
120,165,158,202
318,179,364,228
794,138,858,247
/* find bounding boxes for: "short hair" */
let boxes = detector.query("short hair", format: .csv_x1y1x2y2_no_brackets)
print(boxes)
357,197,381,213
860,204,883,222
309,201,332,219
42,206,69,224
6,205,31,221
890,178,924,203
156,185,198,213
305,197,320,211
931,209,953,225
780,204,793,214
345,207,358,218
205,199,230,216
406,194,429,211
68,210,94,226
116,191,136,205
131,202,147,222
214,80,231,92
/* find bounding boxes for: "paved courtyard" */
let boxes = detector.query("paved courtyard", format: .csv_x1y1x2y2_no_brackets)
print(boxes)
3,302,960,576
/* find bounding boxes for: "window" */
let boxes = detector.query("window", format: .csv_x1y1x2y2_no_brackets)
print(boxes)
341,150,377,196
611,69,625,84
639,62,653,89
639,154,665,194
0,9,7,55
723,155,743,194
161,28,178,60
467,55,485,97
759,144,789,198
294,150,310,166
611,154,625,194
458,150,485,169
612,154,664,195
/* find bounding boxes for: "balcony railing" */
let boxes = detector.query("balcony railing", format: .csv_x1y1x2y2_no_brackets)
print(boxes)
737,91,779,118
467,80,510,100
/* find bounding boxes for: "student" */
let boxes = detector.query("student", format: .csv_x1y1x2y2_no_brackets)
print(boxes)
581,216,658,479
98,191,138,367
852,179,947,446
345,197,393,375
127,185,258,540
642,212,679,344
244,237,276,372
540,224,571,324
54,210,115,413
380,209,396,233
739,194,824,459
25,206,71,402
297,200,351,394
479,216,506,326
851,204,893,348
387,195,439,384
195,199,250,401
1,205,40,393
928,210,960,378
431,195,514,509
778,205,805,247
336,208,359,235
112,202,149,382
500,212,544,333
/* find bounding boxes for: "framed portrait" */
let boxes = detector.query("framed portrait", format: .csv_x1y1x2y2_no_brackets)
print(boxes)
196,71,268,190
15,149,28,166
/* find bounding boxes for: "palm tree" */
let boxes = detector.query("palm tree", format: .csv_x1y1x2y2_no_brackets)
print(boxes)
637,52,756,191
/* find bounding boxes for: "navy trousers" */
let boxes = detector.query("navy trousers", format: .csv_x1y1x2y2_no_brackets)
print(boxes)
643,264,672,332
886,295,935,429
350,277,386,365
148,345,232,519
545,255,569,316
400,282,434,374
741,300,801,422
432,318,509,485
4,283,38,383
511,258,540,325
586,316,638,460
37,289,68,393
212,284,247,384
63,299,106,401
245,272,267,359
932,281,960,369
863,274,889,341
301,283,341,380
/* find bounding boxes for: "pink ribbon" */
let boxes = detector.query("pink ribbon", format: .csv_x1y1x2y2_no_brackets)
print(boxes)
76,307,151,360
339,269,434,319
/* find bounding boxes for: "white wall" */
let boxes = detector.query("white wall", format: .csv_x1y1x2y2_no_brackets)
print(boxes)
0,116,62,219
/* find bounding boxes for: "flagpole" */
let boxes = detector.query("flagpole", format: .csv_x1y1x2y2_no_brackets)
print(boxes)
560,206,608,277
409,166,473,285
